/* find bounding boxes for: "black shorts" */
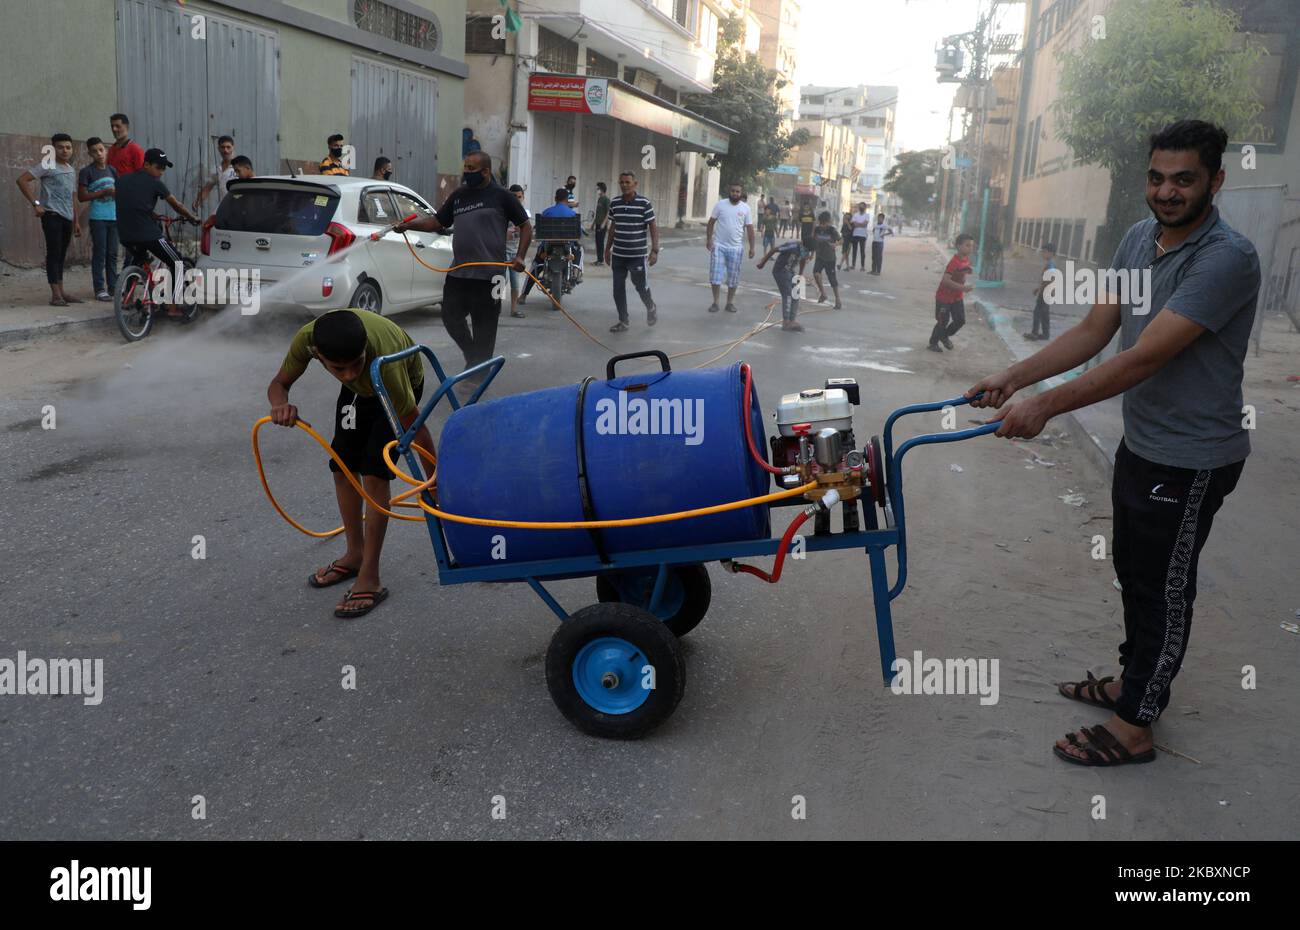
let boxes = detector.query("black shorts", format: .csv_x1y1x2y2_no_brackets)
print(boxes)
813,258,837,286
328,380,424,480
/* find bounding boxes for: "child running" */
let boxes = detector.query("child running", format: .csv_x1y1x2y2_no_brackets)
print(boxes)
757,236,812,332
929,233,975,352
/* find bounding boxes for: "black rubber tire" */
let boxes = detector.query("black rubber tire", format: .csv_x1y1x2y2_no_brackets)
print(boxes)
113,266,153,342
549,267,565,308
596,563,711,638
351,280,383,314
545,602,686,739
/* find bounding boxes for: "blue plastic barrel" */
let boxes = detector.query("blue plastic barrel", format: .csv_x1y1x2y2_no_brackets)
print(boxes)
436,362,771,567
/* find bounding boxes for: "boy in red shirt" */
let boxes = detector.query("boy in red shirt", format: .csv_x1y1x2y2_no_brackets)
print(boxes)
930,233,976,352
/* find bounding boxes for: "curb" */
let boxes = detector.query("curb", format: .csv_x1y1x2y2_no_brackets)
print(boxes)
0,313,117,348
972,296,1116,481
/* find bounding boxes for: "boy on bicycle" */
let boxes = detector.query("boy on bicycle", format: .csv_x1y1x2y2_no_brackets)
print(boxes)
115,148,200,314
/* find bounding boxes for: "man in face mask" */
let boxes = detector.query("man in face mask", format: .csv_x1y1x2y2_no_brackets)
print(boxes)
320,134,349,176
395,152,532,377
565,175,579,210
372,157,393,182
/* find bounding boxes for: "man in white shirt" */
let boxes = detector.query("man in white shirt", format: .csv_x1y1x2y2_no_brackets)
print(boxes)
705,182,755,314
870,211,894,274
850,202,871,270
194,135,237,212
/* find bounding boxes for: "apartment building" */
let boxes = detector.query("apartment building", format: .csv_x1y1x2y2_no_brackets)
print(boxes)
462,0,737,224
799,84,897,209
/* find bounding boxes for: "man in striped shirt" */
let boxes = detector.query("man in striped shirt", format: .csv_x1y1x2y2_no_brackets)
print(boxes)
603,170,659,333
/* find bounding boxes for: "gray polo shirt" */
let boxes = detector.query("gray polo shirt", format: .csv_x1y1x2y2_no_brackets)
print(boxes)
1110,206,1259,470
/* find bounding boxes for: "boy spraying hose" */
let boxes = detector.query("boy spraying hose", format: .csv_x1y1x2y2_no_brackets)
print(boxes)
267,309,433,619
757,237,812,332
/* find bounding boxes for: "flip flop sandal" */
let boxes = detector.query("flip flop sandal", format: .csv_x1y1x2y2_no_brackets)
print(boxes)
1057,670,1119,710
335,587,389,619
308,560,359,589
1053,724,1156,767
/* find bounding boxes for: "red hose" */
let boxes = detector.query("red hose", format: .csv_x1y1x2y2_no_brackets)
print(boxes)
741,362,785,475
731,509,812,583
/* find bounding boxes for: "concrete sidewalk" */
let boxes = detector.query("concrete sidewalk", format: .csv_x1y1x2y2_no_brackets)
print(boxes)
0,263,118,345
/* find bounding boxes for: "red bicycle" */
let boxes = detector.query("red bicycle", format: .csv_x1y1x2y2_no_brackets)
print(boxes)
113,215,201,342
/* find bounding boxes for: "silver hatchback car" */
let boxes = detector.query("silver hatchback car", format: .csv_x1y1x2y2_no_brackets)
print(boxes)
198,175,453,315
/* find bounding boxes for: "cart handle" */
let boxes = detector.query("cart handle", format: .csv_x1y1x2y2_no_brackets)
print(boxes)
881,392,996,600
606,350,671,380
370,346,504,466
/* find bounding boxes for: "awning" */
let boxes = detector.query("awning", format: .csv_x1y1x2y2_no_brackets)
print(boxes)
528,74,733,156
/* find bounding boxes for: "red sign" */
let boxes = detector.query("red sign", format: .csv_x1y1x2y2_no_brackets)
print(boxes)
528,76,608,114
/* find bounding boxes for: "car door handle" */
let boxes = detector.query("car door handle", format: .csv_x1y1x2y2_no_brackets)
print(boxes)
414,240,426,248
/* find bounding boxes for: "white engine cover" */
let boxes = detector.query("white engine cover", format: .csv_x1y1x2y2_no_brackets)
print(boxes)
775,388,853,437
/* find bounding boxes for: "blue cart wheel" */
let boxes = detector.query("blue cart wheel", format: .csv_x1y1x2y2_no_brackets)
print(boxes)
546,603,686,739
595,564,711,637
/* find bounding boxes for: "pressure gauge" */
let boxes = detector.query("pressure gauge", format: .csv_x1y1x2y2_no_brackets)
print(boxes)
845,449,864,469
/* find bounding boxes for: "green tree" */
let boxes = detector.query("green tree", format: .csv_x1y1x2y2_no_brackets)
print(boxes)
683,15,809,189
1053,0,1265,261
883,149,944,217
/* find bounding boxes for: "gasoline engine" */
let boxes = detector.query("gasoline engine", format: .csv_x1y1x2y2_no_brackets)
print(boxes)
768,378,891,534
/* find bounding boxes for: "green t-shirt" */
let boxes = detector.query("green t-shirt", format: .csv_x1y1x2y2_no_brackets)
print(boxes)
281,309,424,417
595,194,611,227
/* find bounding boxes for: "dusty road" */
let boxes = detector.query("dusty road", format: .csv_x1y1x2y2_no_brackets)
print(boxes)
1,234,1296,839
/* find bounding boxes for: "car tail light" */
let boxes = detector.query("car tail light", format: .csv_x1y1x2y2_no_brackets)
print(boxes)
322,276,334,298
200,215,216,255
326,222,355,258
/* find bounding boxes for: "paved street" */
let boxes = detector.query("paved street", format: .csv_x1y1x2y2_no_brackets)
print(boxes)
2,233,1297,840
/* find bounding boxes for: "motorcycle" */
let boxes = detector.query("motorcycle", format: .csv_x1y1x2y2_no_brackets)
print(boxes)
532,214,584,309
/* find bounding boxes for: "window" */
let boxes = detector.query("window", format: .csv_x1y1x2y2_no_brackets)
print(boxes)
586,48,618,78
806,94,825,105
465,16,505,55
1059,220,1072,259
672,0,692,30
1072,221,1085,260
216,186,341,236
353,0,439,52
358,188,398,225
537,26,579,73
390,189,434,221
1049,219,1062,251
1033,220,1042,248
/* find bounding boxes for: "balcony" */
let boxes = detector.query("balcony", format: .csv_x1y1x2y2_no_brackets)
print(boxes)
518,0,716,95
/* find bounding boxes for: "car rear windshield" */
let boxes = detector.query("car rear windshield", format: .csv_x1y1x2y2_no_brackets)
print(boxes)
215,187,341,236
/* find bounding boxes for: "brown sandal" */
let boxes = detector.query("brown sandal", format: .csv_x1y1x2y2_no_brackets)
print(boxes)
1057,670,1119,710
308,560,359,589
1054,724,1155,766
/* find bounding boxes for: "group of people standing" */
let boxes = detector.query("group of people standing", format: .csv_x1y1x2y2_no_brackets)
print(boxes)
14,113,226,307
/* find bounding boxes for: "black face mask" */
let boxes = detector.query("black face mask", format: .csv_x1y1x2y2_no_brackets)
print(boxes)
382,170,393,180
330,146,343,158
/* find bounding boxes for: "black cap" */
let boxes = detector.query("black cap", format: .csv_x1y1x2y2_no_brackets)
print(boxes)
143,148,173,167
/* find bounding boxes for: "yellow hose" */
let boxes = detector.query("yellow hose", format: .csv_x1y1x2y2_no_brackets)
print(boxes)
251,415,810,536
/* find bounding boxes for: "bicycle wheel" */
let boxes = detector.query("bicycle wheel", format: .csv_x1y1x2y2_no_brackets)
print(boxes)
114,266,153,342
